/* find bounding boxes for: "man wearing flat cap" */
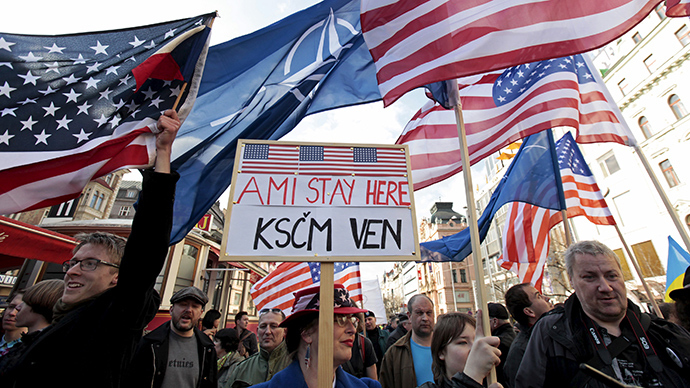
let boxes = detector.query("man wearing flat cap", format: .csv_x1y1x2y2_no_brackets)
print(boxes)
129,286,217,388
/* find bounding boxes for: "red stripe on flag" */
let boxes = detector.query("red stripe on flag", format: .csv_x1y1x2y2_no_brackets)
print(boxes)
132,53,183,91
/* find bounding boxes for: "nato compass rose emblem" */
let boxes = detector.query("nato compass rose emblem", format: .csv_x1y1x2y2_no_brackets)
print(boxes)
269,8,359,101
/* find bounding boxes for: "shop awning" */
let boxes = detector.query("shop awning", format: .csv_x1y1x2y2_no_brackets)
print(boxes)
0,216,77,270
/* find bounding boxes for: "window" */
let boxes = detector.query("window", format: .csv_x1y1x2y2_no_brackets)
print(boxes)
126,190,137,198
643,54,657,73
617,79,629,95
676,25,690,47
459,269,467,283
612,249,634,281
638,116,653,139
89,190,99,208
232,292,241,305
655,4,666,20
118,206,130,217
174,244,199,293
598,152,621,177
104,174,113,185
631,240,665,277
452,269,458,283
632,32,643,44
94,194,105,211
660,159,680,187
669,94,688,120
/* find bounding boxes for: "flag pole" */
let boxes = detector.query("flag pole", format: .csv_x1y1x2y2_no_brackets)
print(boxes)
613,224,663,317
449,79,497,385
632,145,690,253
318,262,335,388
546,129,574,246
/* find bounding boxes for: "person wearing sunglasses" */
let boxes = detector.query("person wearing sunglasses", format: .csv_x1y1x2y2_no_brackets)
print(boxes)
3,110,181,388
225,308,291,388
250,284,381,388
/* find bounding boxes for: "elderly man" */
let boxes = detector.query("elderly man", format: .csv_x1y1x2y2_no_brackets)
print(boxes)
380,294,435,388
225,308,291,388
3,110,181,388
503,283,553,388
515,240,690,388
129,286,216,388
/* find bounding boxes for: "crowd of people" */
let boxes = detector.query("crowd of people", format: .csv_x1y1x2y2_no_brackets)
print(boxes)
0,110,689,388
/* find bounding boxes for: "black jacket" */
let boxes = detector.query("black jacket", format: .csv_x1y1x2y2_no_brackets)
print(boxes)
129,321,217,388
3,171,178,388
515,294,690,388
417,373,483,388
492,322,516,387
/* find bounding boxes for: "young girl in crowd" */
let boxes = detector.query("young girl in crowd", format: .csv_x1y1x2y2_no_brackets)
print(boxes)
419,311,502,388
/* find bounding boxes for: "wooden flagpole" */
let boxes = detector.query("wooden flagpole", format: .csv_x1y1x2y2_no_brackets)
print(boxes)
449,79,497,385
613,224,663,317
318,263,335,388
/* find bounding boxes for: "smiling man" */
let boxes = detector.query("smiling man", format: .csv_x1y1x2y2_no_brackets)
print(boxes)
515,240,690,388
130,286,216,388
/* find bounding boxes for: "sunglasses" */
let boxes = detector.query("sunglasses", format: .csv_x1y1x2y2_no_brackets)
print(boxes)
259,308,283,315
334,314,359,328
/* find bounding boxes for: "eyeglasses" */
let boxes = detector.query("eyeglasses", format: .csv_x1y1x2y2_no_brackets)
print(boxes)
334,314,359,328
259,308,283,315
62,258,120,273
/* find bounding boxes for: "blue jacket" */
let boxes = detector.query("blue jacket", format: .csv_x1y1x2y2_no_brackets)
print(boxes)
250,359,381,388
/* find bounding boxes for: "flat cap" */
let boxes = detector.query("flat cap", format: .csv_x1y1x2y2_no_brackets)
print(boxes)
170,286,208,306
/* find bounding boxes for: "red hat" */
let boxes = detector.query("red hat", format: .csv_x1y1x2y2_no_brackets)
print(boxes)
280,284,367,327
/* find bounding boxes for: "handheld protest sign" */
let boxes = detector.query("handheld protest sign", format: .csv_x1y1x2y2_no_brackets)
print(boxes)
219,140,420,263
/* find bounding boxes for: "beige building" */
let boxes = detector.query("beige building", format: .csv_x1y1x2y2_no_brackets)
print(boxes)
417,202,477,315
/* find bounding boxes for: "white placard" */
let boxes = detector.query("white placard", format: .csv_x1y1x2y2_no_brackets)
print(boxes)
220,140,420,262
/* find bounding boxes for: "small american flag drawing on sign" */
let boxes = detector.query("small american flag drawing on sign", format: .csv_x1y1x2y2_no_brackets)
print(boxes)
240,143,407,177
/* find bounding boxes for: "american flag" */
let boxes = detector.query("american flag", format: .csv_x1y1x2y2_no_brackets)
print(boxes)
667,0,690,16
360,0,660,106
496,132,616,290
396,54,635,190
239,143,408,177
0,14,214,214
249,261,363,315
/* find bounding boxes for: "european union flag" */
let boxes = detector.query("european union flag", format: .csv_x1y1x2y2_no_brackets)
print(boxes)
420,130,561,262
169,0,381,243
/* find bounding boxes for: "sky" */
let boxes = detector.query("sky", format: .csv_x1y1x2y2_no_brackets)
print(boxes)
1,0,488,280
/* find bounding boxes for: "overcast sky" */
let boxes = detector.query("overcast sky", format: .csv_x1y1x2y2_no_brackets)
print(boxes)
2,0,487,280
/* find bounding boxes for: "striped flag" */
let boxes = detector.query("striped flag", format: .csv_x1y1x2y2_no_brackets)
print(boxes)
240,143,408,177
250,262,363,315
360,0,660,106
667,0,690,16
497,203,555,291
0,14,215,214
496,132,616,290
396,54,635,190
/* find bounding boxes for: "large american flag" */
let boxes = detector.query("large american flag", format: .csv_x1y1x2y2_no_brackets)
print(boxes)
0,14,214,214
396,54,635,190
496,132,616,291
240,143,408,177
249,262,363,315
360,0,661,105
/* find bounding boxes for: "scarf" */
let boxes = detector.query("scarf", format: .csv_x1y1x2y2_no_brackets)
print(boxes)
51,294,101,324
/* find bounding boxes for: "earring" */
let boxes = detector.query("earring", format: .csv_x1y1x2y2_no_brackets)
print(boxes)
305,343,311,368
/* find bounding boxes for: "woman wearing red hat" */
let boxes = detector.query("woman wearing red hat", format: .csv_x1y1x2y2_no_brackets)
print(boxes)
250,284,381,388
